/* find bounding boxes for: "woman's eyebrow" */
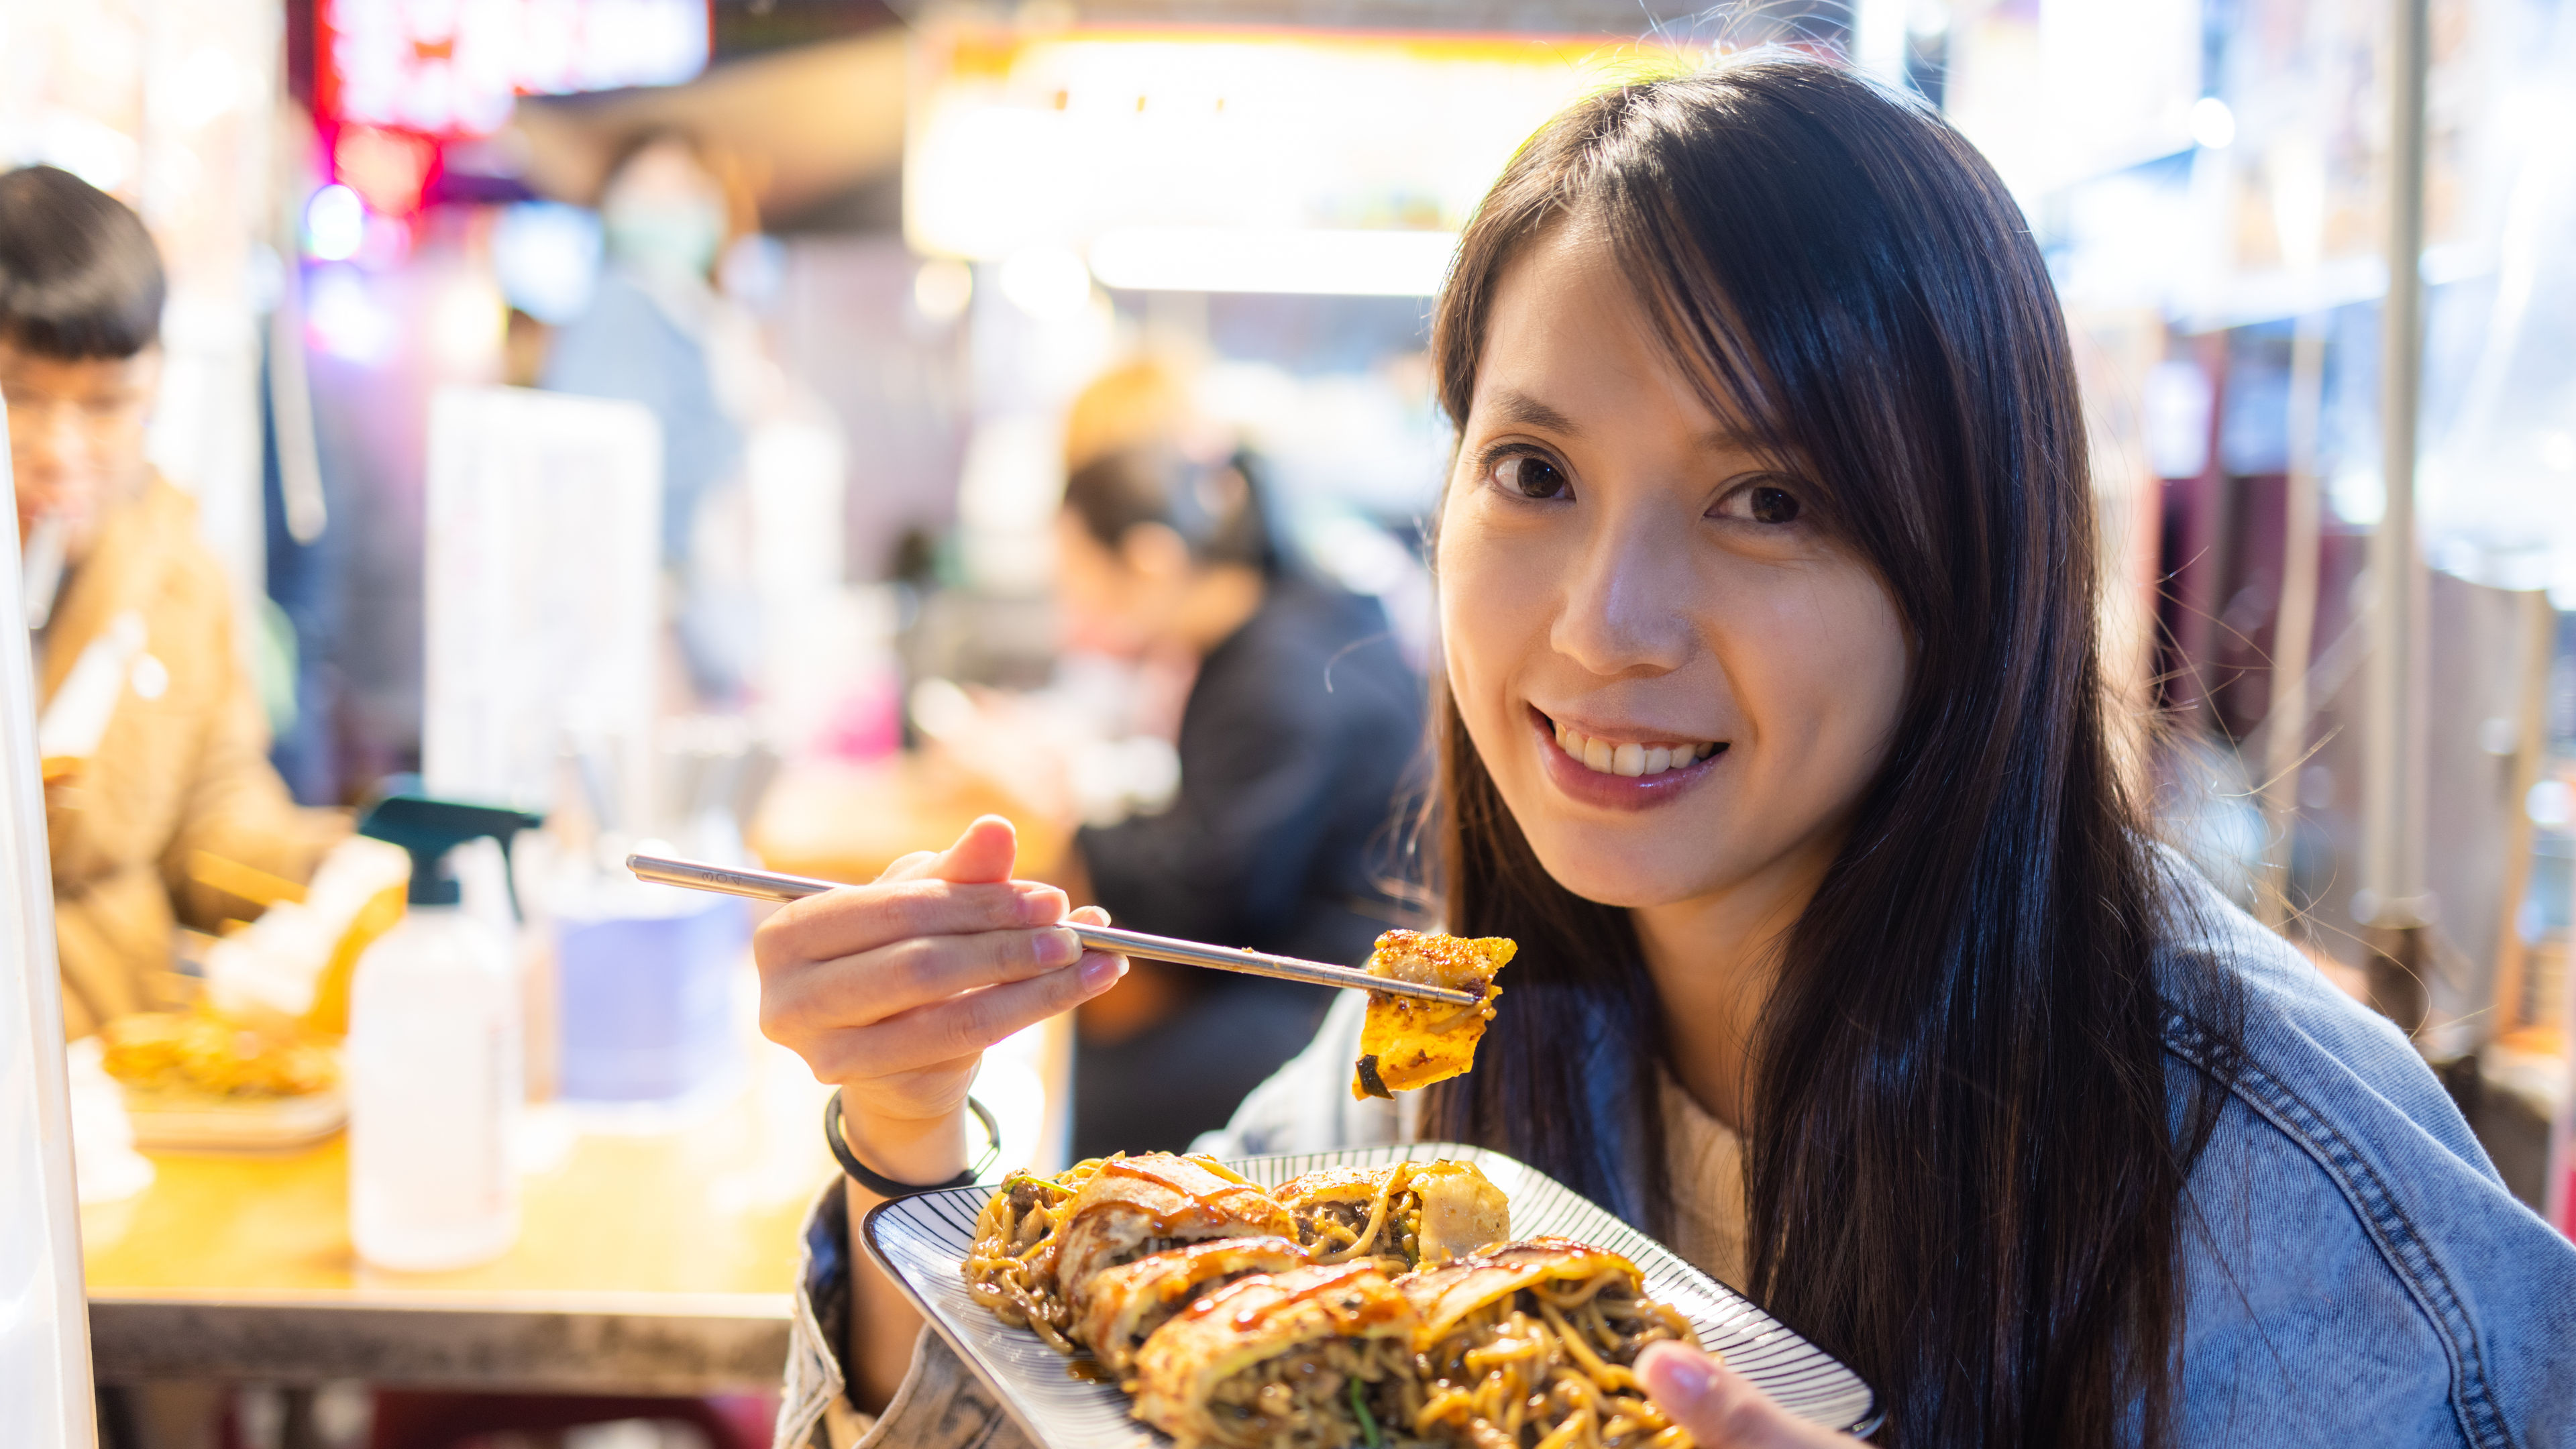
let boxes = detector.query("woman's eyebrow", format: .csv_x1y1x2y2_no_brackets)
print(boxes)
1485,387,1582,436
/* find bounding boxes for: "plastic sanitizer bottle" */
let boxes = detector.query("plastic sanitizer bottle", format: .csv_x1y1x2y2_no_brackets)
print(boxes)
345,795,544,1271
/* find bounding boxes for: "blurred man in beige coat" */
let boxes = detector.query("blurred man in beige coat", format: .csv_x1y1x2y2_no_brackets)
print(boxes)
1,165,345,1038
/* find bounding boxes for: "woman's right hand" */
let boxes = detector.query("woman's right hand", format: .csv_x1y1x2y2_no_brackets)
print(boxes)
754,814,1126,1188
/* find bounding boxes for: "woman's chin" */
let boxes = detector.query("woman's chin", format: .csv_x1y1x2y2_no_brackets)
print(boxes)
1520,828,1727,912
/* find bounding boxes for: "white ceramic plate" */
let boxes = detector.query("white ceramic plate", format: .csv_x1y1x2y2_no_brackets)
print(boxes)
121,1086,347,1151
862,1140,1880,1447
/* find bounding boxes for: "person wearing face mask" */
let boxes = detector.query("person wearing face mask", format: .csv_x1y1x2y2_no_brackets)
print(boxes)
748,62,2576,1449
0,166,347,1038
540,130,756,699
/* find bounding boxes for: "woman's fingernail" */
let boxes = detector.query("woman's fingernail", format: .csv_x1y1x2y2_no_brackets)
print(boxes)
1080,953,1124,989
1018,889,1065,924
1642,1345,1713,1405
1038,928,1081,967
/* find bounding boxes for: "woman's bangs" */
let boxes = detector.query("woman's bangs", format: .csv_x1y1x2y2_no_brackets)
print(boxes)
1590,184,1854,529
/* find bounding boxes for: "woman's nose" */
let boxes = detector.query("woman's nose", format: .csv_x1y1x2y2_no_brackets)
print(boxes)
1547,512,1695,678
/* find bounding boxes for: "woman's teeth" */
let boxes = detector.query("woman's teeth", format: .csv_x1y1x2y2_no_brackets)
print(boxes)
1551,720,1720,777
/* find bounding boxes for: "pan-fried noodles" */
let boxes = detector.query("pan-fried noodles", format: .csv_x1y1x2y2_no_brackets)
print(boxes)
1404,1240,1703,1449
962,1159,1104,1352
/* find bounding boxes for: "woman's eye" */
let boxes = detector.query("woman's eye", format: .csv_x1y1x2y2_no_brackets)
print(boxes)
1492,453,1571,500
1717,480,1803,525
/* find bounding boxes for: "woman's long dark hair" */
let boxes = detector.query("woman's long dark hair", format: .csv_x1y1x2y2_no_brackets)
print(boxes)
1419,60,2243,1447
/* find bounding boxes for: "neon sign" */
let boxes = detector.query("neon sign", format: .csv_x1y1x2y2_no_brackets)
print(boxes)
318,0,712,139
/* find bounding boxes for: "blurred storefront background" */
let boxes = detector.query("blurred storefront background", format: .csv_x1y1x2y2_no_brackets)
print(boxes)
6,0,2576,1208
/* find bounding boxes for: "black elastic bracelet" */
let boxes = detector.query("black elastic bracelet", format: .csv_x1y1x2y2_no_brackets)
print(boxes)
824,1088,1002,1197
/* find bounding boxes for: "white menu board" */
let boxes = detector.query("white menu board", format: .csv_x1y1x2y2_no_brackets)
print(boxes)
423,386,661,820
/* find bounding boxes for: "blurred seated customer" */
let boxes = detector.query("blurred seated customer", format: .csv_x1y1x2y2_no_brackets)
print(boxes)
1053,444,1424,1158
0,166,346,1037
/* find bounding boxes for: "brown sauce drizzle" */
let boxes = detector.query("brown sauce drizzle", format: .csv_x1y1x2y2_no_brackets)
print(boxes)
1088,1155,1290,1236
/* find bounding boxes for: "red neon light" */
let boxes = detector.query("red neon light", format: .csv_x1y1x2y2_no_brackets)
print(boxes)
316,0,712,140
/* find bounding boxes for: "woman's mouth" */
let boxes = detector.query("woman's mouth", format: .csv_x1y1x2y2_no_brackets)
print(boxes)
1550,718,1721,777
1530,708,1726,810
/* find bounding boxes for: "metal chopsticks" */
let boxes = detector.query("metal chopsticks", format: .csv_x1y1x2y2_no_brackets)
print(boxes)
625,853,1481,1007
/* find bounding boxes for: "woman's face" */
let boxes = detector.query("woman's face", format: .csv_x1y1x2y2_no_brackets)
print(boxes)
1437,225,1911,911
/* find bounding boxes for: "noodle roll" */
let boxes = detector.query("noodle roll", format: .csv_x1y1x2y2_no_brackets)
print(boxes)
1077,1235,1311,1379
1131,1262,1423,1449
1277,1159,1509,1269
1053,1154,1298,1324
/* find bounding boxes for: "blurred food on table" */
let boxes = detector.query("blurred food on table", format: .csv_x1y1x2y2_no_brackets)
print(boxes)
99,1008,337,1099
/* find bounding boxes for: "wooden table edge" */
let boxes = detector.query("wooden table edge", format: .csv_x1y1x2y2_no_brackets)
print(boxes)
87,1293,797,1393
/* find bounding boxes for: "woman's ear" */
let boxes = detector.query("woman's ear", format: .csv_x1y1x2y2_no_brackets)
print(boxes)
1119,521,1191,581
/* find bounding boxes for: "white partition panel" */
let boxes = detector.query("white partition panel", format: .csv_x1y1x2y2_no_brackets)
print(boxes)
422,386,661,820
0,404,100,1442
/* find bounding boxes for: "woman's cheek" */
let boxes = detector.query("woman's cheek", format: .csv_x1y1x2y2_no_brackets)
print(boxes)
1815,572,1909,767
1436,508,1546,722
1758,564,1909,816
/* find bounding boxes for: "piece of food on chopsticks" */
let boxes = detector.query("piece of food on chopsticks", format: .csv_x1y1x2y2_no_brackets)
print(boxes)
1078,1235,1312,1381
1351,931,1515,1101
964,1152,1295,1354
99,1008,337,1098
1276,1159,1510,1270
1132,1261,1424,1449
1401,1238,1703,1449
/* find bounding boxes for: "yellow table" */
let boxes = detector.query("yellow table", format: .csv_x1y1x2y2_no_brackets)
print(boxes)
83,1040,837,1393
82,751,1073,1394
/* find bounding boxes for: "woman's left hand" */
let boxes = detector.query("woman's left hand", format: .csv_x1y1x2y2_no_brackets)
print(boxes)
1637,1343,1872,1448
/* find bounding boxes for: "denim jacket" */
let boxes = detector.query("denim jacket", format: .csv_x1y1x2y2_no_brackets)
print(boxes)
776,871,2576,1448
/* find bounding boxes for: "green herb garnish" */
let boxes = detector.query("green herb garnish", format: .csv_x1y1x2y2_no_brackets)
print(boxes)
1350,1378,1381,1449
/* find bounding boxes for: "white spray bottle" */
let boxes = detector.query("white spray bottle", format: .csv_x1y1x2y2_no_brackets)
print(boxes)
344,794,543,1271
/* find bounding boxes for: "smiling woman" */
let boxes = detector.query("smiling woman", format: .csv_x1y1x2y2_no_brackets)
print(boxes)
751,57,2576,1449
1409,60,2576,1449
1415,66,2196,1444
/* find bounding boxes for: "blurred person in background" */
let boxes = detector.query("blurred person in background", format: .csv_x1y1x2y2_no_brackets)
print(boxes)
914,358,1428,1157
0,166,346,1038
541,129,764,702
1049,432,1425,1159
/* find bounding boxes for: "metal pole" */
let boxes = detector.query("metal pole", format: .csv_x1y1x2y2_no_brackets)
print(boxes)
2261,313,2328,929
2361,0,2434,1033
